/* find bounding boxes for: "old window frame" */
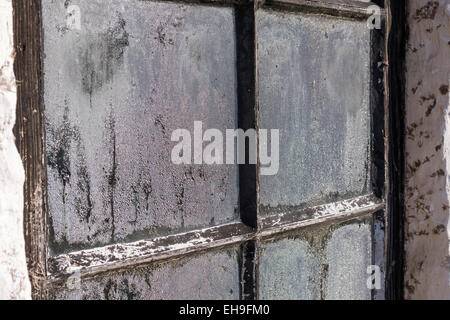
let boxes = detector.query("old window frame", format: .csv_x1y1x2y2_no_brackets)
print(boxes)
13,0,405,300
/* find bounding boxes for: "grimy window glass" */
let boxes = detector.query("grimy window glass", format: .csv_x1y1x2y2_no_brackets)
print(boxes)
15,0,404,300
43,1,239,254
258,10,372,214
49,246,241,300
258,216,373,300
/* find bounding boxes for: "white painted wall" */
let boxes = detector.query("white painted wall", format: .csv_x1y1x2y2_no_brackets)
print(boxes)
404,0,450,299
0,0,31,300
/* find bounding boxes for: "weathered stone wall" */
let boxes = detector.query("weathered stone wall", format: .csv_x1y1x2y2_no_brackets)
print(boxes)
404,0,450,299
0,0,31,300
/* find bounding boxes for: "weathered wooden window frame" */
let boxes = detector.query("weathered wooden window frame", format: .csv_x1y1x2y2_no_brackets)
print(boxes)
13,0,406,300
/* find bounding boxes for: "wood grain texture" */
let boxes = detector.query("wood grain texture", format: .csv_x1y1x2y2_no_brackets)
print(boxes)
12,0,47,300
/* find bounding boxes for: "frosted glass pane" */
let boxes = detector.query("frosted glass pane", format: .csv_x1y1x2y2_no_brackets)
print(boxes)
259,238,321,300
257,10,372,215
324,220,372,300
258,216,373,300
43,0,238,254
49,247,240,300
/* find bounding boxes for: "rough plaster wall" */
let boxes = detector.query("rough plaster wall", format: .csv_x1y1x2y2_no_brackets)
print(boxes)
405,0,450,299
0,0,31,300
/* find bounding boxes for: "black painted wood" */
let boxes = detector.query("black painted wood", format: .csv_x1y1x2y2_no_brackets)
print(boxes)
239,241,257,300
385,0,406,300
236,3,258,229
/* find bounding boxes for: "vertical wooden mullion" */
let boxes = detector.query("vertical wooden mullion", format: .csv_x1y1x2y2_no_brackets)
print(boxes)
236,0,259,300
369,9,387,300
239,240,258,300
236,1,258,229
384,0,406,300
12,0,48,300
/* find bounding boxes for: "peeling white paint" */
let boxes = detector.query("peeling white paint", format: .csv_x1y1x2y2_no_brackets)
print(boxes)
48,221,253,281
48,194,383,285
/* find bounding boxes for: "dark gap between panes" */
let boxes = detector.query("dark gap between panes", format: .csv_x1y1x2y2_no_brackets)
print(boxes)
236,3,258,229
239,240,257,300
236,2,258,301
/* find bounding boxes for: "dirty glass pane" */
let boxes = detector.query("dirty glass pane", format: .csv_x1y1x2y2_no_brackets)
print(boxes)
325,218,372,300
258,216,374,300
259,237,321,299
49,246,240,300
257,10,372,215
43,0,239,254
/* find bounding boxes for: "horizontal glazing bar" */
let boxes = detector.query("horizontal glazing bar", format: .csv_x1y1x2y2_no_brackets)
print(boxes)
262,0,384,19
260,194,385,238
48,194,383,285
48,221,254,286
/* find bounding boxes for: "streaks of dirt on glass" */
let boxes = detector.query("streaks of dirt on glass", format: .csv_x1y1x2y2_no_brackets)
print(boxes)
43,0,239,254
